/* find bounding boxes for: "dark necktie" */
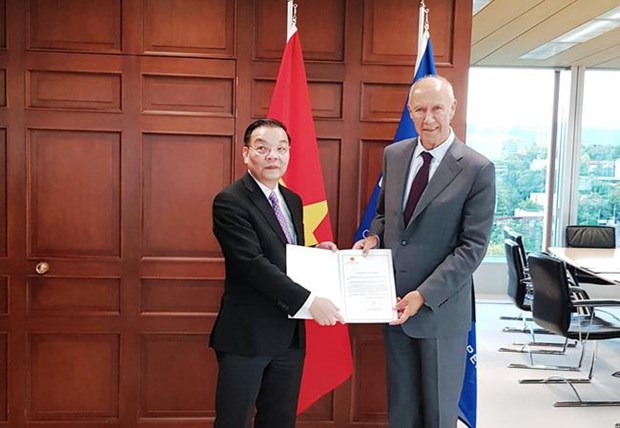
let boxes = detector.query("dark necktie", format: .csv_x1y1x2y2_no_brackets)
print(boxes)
403,151,433,224
269,191,293,243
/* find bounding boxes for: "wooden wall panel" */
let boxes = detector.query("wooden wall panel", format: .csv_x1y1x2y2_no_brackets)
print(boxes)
139,334,215,419
255,0,345,61
0,277,6,315
358,140,390,219
28,334,120,420
143,75,234,116
362,0,455,66
0,70,5,107
27,277,120,315
0,333,5,421
318,139,341,240
0,129,5,257
351,331,388,422
140,279,223,314
28,70,121,111
143,0,235,57
27,129,121,257
360,82,411,123
141,133,231,257
28,0,121,53
0,0,5,50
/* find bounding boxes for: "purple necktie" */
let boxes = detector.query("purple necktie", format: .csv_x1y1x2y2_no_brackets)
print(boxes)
269,191,293,243
403,151,433,224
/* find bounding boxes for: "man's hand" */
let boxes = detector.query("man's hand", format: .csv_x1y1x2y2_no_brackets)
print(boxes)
309,297,345,326
352,235,379,256
316,241,338,251
389,290,425,325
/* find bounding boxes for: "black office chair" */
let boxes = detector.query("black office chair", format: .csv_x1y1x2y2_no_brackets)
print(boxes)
566,225,616,248
517,252,620,407
503,227,529,274
566,225,617,286
500,239,534,332
500,240,578,352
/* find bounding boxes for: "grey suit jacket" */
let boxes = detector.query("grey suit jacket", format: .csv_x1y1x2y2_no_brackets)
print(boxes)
370,136,496,338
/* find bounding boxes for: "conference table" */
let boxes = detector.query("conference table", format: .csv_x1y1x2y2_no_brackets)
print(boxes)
548,247,620,285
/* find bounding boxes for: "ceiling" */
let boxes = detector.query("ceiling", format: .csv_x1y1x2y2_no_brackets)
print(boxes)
470,0,620,69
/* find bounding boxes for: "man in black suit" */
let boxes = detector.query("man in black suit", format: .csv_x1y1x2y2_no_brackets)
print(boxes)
210,118,343,428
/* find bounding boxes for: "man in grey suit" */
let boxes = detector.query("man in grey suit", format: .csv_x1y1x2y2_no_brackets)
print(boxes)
354,75,495,428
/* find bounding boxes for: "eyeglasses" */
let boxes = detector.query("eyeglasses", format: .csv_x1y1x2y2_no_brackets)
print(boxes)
249,145,290,156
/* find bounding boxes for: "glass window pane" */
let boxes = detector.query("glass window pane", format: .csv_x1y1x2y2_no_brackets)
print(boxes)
466,68,556,256
577,70,620,238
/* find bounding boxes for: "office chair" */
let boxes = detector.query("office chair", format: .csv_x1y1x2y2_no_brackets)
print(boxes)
499,228,532,323
499,240,577,353
516,252,620,407
503,227,529,273
566,225,616,286
500,239,535,333
566,225,616,248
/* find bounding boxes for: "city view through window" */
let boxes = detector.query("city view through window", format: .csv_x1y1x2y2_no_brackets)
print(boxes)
465,68,620,257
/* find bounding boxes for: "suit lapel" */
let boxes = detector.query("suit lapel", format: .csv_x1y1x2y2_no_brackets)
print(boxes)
393,139,417,230
407,139,465,225
242,173,289,245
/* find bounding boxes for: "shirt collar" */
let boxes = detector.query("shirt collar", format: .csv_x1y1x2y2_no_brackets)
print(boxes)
248,171,285,200
415,128,455,163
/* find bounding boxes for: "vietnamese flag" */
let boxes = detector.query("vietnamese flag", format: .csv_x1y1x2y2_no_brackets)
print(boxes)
267,24,353,413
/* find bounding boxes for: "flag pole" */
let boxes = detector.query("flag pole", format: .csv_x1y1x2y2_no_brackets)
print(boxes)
416,0,429,72
286,0,297,41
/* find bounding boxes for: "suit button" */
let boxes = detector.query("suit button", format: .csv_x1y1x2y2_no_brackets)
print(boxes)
400,240,407,246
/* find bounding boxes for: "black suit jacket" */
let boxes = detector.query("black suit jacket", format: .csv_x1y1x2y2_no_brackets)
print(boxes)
210,172,309,356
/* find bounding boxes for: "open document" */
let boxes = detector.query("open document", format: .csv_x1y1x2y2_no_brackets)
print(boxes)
287,245,397,323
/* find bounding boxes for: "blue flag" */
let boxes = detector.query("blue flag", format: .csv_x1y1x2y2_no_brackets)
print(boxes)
353,17,478,428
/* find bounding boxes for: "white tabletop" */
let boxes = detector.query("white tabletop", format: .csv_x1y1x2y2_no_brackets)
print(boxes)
548,247,620,284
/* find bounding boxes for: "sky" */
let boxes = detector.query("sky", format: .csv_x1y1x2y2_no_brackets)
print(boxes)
466,67,620,130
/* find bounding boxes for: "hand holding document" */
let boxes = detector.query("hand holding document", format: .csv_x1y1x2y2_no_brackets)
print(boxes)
287,245,397,323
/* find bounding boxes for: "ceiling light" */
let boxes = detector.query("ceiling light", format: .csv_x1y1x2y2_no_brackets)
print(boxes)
520,5,620,60
521,42,577,60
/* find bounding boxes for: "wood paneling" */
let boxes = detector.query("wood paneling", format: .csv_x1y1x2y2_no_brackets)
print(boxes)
141,133,231,257
363,0,455,66
0,129,5,257
318,138,341,240
351,331,388,422
0,70,5,107
28,277,120,315
139,334,215,419
143,75,234,116
361,82,411,122
358,140,390,219
143,0,235,57
28,334,120,420
0,277,6,315
255,0,345,61
27,129,121,257
140,279,223,314
0,0,5,50
0,333,5,421
28,0,121,53
28,70,121,111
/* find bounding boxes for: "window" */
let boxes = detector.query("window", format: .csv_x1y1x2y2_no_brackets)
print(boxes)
577,70,620,228
465,68,556,256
